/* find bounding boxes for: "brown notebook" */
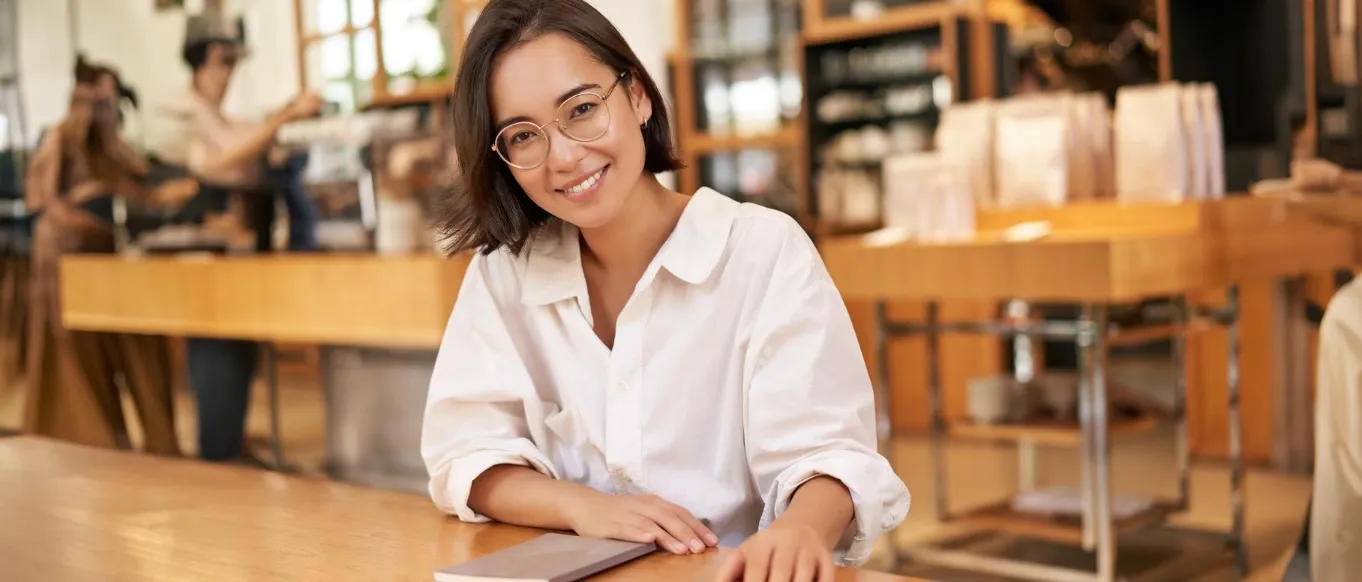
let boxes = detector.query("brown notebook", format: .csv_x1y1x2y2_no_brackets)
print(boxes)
433,533,657,582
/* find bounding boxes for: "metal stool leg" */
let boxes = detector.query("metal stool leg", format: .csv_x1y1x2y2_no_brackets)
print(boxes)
265,343,285,471
1079,304,1116,582
1225,286,1249,575
1173,296,1191,512
925,301,948,522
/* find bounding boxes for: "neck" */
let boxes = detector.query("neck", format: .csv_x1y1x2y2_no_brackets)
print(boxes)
578,174,687,273
193,78,226,107
62,118,90,148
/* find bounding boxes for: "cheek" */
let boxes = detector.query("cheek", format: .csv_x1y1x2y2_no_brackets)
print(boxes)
508,167,547,197
595,118,644,167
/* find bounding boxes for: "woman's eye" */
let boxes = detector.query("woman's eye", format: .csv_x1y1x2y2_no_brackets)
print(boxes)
570,102,598,119
509,131,538,146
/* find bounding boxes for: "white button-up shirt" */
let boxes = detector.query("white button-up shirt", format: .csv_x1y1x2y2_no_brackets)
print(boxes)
421,188,910,565
1313,277,1362,581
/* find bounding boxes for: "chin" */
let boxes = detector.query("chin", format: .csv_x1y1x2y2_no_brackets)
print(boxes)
556,198,622,231
544,164,631,231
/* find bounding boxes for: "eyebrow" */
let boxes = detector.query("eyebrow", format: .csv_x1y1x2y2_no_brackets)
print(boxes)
493,82,602,134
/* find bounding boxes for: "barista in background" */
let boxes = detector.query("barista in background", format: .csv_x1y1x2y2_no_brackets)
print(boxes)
166,30,322,463
24,56,197,454
178,0,319,251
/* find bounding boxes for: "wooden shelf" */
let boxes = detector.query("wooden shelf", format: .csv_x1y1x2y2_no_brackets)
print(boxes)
367,80,453,108
952,498,1179,546
688,125,802,154
804,2,967,46
947,415,1160,447
301,24,366,44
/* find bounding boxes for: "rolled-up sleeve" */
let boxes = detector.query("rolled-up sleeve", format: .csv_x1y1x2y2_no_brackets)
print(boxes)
422,253,557,523
742,217,910,566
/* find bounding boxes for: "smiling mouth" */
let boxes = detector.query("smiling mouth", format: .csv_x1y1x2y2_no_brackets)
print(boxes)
556,166,609,199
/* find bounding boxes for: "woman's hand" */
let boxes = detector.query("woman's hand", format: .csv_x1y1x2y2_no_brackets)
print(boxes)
151,179,199,206
562,490,718,555
284,93,324,121
68,180,106,203
713,524,834,582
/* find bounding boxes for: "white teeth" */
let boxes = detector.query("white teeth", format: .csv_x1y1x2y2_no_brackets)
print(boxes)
566,168,603,194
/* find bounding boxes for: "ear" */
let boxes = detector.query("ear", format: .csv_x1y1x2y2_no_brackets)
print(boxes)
626,69,653,127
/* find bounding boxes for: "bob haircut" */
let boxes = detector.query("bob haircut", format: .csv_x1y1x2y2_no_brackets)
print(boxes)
436,0,684,256
74,54,138,109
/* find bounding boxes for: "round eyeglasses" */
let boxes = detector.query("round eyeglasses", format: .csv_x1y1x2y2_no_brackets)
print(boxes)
491,72,627,170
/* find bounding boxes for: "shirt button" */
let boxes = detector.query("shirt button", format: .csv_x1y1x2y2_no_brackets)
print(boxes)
616,380,628,392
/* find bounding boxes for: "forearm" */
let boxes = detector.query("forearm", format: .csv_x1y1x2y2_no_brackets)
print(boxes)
771,475,855,550
467,464,601,531
200,112,289,176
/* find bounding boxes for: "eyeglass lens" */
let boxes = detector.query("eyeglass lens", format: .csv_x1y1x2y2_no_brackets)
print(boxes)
495,92,612,168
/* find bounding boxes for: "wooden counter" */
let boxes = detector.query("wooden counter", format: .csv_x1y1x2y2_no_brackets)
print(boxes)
823,198,1354,302
826,198,1357,465
0,436,920,582
60,254,471,349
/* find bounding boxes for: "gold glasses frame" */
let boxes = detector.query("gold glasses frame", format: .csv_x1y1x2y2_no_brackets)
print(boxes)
490,71,628,170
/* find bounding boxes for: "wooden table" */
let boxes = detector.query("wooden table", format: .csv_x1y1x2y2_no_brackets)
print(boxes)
58,253,471,483
59,253,471,349
0,437,920,582
816,199,1357,582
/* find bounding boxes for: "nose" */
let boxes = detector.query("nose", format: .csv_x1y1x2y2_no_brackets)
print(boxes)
544,124,587,173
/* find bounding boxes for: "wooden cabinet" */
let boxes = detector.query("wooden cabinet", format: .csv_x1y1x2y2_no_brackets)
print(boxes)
671,0,810,221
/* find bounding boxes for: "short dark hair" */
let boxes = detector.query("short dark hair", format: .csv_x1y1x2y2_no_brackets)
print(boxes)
435,0,684,257
74,53,138,109
182,39,236,71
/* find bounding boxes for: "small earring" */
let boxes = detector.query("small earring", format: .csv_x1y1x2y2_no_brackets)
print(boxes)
641,119,649,129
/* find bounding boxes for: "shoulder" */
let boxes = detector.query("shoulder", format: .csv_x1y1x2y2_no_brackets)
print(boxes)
719,194,819,274
35,125,65,153
28,127,66,169
464,245,526,298
1324,277,1362,339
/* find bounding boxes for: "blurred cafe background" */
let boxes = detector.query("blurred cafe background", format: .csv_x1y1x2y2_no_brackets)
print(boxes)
1,0,1359,581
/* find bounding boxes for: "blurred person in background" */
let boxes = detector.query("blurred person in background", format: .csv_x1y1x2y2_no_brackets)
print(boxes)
23,56,198,454
159,13,321,463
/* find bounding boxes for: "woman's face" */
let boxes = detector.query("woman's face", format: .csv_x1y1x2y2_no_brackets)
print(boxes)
91,73,120,126
67,84,97,129
488,33,652,231
93,73,119,102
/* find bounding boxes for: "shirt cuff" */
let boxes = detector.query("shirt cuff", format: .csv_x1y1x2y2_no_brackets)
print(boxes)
759,450,911,566
428,446,559,523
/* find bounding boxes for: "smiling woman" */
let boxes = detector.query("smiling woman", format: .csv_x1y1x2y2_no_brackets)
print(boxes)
436,1,682,255
423,2,909,582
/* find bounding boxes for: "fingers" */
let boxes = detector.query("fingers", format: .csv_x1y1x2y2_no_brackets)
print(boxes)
714,551,744,582
672,505,720,547
640,502,707,553
635,517,689,555
767,541,797,582
615,524,658,546
792,547,818,582
817,550,835,582
743,543,773,582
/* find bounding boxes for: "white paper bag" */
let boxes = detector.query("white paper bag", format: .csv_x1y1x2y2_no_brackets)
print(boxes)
881,153,936,236
1180,85,1209,199
881,152,975,242
994,96,1070,208
1082,93,1115,198
1067,93,1097,200
1197,83,1226,198
936,100,996,208
1115,83,1189,202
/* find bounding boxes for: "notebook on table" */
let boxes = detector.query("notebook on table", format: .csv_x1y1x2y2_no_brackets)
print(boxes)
434,532,657,582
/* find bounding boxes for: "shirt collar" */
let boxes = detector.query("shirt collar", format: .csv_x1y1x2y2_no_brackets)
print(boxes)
519,187,738,306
